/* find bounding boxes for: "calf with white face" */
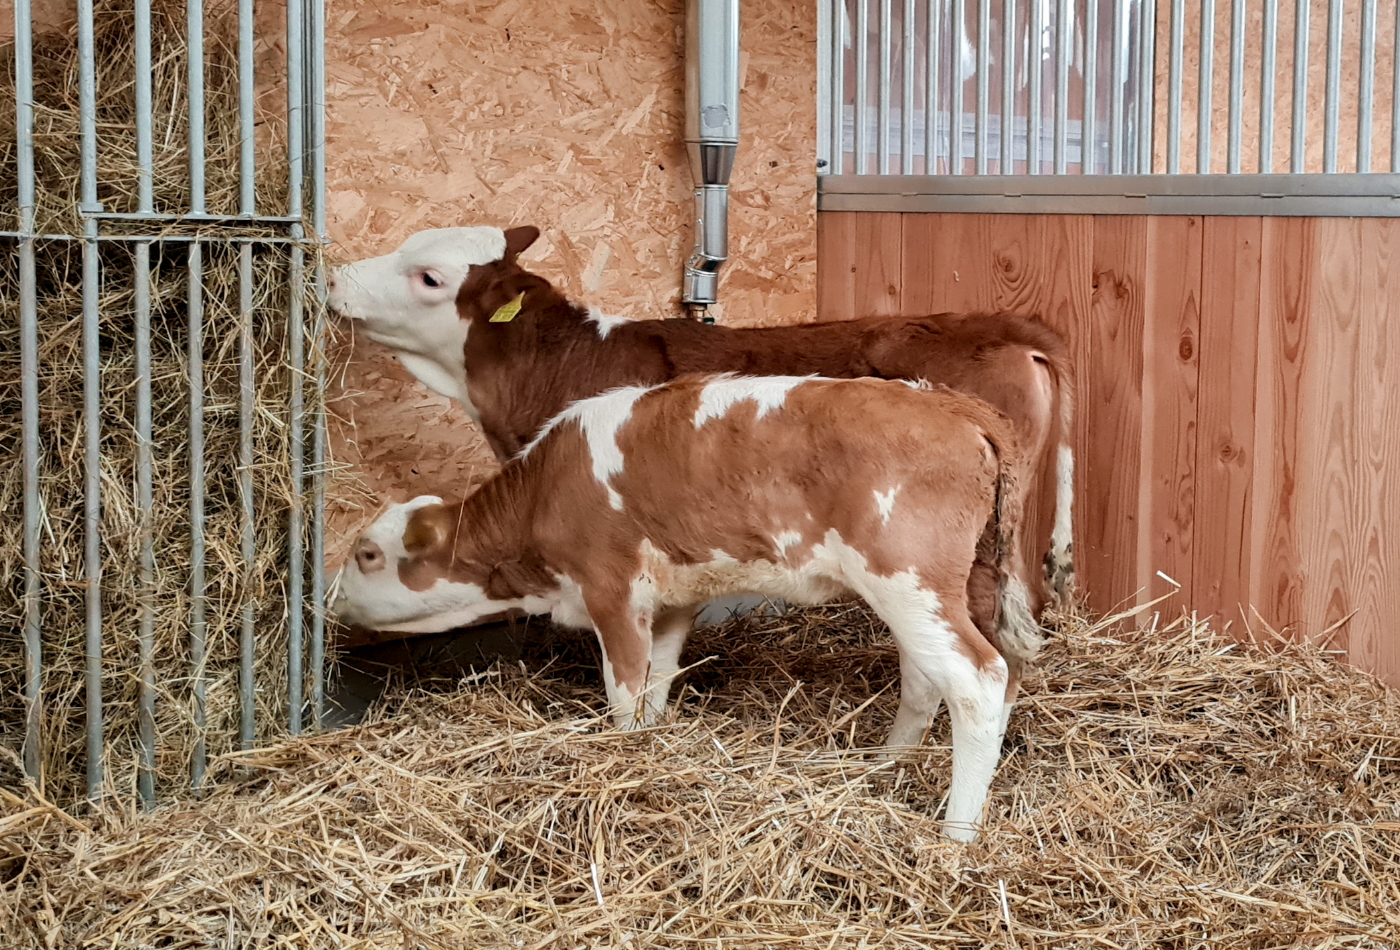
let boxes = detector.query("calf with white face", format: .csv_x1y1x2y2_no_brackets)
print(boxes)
326,225,540,418
332,373,1044,841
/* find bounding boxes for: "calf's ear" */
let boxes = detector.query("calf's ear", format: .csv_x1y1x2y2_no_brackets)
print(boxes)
503,226,540,259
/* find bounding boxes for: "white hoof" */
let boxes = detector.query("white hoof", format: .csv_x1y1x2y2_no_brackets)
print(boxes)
941,820,980,843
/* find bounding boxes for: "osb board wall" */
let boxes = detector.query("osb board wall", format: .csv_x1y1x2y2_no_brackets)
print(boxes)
819,211,1400,689
322,0,818,558
0,0,69,40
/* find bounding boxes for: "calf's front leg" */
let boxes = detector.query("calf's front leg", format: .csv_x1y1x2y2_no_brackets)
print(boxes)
584,591,655,731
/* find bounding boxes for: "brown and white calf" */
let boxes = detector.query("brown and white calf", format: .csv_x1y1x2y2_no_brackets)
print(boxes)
331,374,1043,841
326,226,1076,608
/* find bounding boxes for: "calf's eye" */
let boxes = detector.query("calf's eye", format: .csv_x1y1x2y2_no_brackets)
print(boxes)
420,272,442,288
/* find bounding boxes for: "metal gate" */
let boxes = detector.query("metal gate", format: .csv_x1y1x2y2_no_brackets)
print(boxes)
818,0,1400,214
3,0,327,804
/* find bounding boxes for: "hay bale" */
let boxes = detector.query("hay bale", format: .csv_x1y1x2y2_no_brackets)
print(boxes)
3,607,1397,947
0,0,323,806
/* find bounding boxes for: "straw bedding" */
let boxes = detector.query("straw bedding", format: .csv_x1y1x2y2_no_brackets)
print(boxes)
4,605,1398,948
0,0,316,806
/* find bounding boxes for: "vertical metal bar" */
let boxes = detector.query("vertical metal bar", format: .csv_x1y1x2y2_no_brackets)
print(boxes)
1054,0,1070,172
1227,0,1244,172
953,0,967,172
1167,0,1183,171
309,0,329,731
238,245,256,750
288,0,308,734
857,0,871,172
819,0,832,172
879,0,893,172
977,0,992,172
188,0,206,213
1139,0,1156,172
1197,0,1214,174
1002,0,1016,171
302,0,318,184
1357,0,1377,172
239,0,256,212
288,245,306,735
904,0,918,173
832,0,847,172
1086,0,1100,171
311,322,327,732
188,243,207,790
15,0,44,786
1393,0,1400,170
134,243,156,806
1110,0,1125,172
1260,0,1278,172
927,0,942,172
288,0,306,216
1291,0,1309,172
1323,0,1341,172
1028,0,1042,171
78,0,104,803
135,0,154,211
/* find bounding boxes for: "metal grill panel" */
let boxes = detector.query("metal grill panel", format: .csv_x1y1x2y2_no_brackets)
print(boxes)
4,0,328,804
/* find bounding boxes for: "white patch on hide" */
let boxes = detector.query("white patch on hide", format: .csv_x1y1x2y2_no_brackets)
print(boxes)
522,384,654,510
586,306,633,339
874,486,900,524
693,375,810,428
773,530,804,556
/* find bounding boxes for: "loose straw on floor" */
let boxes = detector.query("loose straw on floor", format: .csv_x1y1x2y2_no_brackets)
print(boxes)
4,605,1398,948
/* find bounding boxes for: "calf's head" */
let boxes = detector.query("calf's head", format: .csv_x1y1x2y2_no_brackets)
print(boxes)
325,226,541,400
330,494,554,634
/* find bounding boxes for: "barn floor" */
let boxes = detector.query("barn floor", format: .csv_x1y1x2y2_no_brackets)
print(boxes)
4,606,1399,948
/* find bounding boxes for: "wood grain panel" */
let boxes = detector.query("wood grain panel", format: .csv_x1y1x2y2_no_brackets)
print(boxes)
1251,218,1313,635
1138,217,1203,615
899,213,1000,314
818,210,1400,686
1192,218,1263,634
1347,219,1400,684
1292,219,1371,662
815,213,903,321
900,214,1096,323
1083,217,1148,615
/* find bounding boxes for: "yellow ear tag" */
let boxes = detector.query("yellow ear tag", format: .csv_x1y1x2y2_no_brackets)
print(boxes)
489,292,526,323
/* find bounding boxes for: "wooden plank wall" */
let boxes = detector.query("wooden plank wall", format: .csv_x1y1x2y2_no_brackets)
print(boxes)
818,212,1400,687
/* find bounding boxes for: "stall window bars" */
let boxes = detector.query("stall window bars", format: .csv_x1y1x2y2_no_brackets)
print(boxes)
817,0,1400,214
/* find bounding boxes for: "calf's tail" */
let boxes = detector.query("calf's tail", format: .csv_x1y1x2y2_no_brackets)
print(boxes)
987,431,1046,666
1046,360,1076,605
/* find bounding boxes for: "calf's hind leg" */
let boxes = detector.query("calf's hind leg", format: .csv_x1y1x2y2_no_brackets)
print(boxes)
871,591,1008,842
877,654,943,759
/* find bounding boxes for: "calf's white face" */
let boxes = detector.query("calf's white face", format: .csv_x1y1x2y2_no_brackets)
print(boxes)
326,227,509,407
330,495,555,634
328,227,506,348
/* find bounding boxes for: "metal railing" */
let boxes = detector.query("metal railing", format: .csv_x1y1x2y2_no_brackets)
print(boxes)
817,0,1400,214
5,0,328,804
